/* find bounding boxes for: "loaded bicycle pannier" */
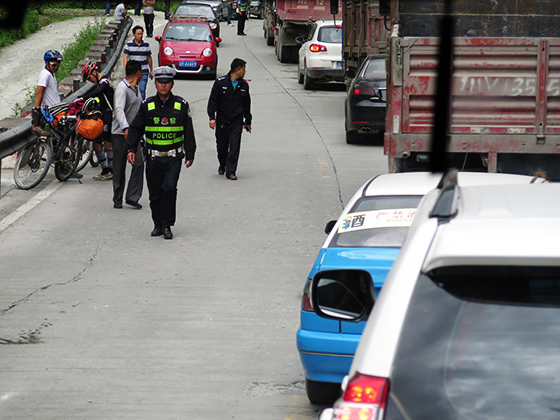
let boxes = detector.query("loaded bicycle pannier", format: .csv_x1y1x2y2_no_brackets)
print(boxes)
76,97,104,140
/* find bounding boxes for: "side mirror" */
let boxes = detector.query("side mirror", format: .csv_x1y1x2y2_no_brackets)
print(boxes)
330,0,338,15
379,0,390,16
215,37,222,43
324,220,337,234
312,269,375,322
344,69,356,79
155,36,162,42
295,35,305,44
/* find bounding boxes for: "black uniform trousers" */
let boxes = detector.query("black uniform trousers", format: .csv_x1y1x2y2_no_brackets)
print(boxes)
216,120,243,176
237,10,247,34
146,153,183,228
143,13,154,37
112,134,144,206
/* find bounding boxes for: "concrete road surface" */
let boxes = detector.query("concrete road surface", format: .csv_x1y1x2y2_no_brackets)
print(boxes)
0,12,388,420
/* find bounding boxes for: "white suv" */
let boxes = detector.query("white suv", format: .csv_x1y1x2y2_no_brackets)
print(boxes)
312,171,556,420
297,20,343,90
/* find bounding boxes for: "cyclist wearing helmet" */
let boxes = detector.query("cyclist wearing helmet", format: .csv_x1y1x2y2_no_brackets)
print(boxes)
35,50,62,109
78,61,115,180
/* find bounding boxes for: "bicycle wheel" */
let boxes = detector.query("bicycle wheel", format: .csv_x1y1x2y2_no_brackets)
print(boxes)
75,138,92,172
89,147,99,167
14,139,52,190
54,136,81,182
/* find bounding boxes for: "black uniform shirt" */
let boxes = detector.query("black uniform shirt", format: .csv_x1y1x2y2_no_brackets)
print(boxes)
207,72,252,125
127,92,196,160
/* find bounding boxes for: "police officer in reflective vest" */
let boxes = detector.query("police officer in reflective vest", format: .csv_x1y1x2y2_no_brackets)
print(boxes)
126,66,196,240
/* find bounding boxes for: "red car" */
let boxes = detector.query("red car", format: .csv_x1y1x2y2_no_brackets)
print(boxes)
156,17,221,79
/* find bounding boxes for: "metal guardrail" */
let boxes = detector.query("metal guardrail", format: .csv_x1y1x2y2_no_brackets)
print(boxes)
0,17,133,162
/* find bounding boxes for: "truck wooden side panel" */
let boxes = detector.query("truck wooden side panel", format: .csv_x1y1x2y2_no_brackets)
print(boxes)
343,0,387,77
385,36,560,175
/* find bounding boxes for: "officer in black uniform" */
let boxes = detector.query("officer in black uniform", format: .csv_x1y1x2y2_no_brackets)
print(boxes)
207,58,252,180
126,66,196,240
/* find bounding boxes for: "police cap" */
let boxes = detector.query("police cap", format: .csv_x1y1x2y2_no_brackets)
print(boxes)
153,66,177,82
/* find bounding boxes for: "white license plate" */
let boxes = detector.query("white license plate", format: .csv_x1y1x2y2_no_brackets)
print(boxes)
179,61,197,68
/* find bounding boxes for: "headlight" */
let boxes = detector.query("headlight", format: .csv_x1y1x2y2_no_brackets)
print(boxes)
210,22,217,29
202,48,213,57
163,46,173,56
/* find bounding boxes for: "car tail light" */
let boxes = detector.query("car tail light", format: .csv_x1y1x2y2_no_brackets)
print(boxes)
301,278,314,312
330,373,390,420
310,44,327,53
353,85,376,96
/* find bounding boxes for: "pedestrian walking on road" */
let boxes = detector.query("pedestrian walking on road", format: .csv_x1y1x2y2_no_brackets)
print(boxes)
227,0,234,25
124,25,153,100
207,58,252,180
126,66,197,240
111,60,145,209
80,61,115,180
236,0,248,35
143,0,155,37
105,1,112,16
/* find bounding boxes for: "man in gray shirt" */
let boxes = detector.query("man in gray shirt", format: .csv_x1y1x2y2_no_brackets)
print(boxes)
111,60,145,209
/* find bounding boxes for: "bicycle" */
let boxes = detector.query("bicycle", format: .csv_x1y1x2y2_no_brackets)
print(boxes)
14,108,84,190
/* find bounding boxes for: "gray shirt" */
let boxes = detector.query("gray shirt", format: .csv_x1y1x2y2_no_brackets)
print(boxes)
112,79,142,135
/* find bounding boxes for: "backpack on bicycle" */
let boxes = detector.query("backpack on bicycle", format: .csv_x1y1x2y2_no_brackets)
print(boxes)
76,97,104,140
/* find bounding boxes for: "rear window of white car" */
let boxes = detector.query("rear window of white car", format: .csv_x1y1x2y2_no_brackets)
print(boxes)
329,195,422,248
389,266,560,420
318,27,342,43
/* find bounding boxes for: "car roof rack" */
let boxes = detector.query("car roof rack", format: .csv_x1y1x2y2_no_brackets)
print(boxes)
429,168,459,222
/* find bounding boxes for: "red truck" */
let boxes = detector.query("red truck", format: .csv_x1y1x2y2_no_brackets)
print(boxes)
263,0,341,63
341,0,387,84
384,0,560,179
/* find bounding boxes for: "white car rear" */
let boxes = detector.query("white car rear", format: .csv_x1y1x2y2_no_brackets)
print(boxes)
297,20,343,90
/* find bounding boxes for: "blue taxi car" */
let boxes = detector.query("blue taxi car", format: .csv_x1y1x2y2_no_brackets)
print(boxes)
297,172,443,404
297,171,547,405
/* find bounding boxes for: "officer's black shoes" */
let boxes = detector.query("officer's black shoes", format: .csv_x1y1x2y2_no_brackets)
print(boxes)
218,166,225,175
227,173,238,180
126,200,142,209
163,226,173,240
114,202,123,209
151,226,163,237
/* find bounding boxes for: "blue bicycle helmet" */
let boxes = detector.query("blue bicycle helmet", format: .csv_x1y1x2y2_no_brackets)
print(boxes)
44,50,63,65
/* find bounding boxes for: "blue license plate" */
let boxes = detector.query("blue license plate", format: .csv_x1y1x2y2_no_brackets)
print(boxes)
179,61,197,68
335,61,343,68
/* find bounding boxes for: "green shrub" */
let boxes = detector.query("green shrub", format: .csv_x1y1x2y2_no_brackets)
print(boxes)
57,20,105,82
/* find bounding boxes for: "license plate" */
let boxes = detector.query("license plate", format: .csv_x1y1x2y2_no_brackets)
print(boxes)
179,61,197,68
335,61,343,68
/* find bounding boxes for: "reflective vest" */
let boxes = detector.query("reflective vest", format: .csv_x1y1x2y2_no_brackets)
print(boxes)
145,98,185,150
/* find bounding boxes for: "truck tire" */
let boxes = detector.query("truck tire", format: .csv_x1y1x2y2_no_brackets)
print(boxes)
305,379,341,405
303,65,315,90
266,27,274,46
279,44,291,63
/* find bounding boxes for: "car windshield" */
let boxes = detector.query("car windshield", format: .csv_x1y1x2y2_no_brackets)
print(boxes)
329,195,423,248
362,58,386,80
318,27,342,43
175,4,215,19
390,266,560,420
164,23,212,41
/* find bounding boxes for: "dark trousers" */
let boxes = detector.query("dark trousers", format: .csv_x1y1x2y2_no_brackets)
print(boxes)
134,0,141,15
146,154,183,227
165,0,171,18
216,120,243,175
143,13,154,36
112,134,144,206
237,10,247,34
